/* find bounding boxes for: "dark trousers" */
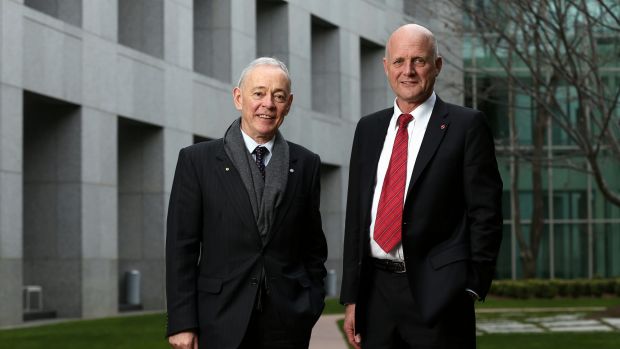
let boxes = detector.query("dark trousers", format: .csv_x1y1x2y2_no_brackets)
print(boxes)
238,293,312,349
362,265,476,349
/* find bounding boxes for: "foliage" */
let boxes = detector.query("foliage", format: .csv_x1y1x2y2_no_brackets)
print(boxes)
428,0,620,279
490,278,620,299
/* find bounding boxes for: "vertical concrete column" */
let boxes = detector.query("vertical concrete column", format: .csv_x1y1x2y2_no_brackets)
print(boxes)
230,0,256,84
80,108,118,318
338,30,360,121
82,0,118,42
163,129,193,220
1,1,24,326
164,0,192,69
0,85,23,326
82,1,117,116
287,5,311,110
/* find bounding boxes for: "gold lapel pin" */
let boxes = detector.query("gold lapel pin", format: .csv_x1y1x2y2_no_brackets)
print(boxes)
225,167,230,171
289,168,294,173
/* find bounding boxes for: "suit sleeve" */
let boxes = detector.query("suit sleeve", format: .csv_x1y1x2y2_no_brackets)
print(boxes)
166,148,203,336
340,122,363,305
463,112,503,299
303,153,328,286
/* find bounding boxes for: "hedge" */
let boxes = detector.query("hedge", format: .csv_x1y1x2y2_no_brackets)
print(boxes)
489,278,620,299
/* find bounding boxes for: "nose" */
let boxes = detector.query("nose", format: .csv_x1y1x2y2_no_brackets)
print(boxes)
404,60,416,76
262,95,276,109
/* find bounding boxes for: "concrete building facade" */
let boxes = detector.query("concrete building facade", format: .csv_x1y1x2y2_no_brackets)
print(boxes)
0,0,462,326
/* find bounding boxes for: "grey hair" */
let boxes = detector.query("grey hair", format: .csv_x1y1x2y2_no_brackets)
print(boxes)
236,57,292,91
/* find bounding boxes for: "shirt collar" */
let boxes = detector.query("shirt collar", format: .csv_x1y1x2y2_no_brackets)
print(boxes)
240,128,275,154
391,92,436,129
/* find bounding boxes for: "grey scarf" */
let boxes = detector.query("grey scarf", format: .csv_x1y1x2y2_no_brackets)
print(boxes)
223,118,289,241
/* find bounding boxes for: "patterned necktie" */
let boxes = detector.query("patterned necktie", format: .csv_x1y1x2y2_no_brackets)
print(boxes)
253,146,268,179
374,113,413,253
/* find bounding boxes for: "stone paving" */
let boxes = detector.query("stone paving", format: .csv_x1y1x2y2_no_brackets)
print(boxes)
309,308,620,348
475,311,620,335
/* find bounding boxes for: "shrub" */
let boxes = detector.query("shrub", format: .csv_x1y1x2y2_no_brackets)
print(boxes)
489,278,620,299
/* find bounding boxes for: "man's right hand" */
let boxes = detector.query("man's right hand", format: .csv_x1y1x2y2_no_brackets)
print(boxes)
344,304,361,349
168,331,198,349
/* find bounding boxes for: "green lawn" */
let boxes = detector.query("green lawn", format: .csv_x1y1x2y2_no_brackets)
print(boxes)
335,318,620,349
2,297,619,349
0,314,170,349
477,332,620,349
324,297,346,314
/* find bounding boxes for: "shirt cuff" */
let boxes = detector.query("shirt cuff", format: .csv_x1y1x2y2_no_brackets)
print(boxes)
465,288,480,301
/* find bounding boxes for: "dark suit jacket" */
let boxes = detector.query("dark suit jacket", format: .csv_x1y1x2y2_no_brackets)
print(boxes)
166,138,327,348
340,97,503,331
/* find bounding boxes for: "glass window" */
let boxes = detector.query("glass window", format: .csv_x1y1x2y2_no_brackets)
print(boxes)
553,224,588,278
553,190,587,220
593,224,620,278
495,224,513,279
513,224,550,279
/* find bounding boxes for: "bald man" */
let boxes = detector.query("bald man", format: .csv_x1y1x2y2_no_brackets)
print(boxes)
340,24,503,348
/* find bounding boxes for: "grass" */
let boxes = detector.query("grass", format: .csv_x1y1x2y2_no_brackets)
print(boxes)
324,297,346,314
477,332,620,349
0,313,169,349
336,319,620,349
2,297,619,348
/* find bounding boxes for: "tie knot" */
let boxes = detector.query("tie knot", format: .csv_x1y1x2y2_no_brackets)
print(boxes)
398,113,413,129
254,146,268,158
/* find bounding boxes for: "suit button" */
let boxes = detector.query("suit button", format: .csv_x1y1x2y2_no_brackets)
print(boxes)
250,277,258,286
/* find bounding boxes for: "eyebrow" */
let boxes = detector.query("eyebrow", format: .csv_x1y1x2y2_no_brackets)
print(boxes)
251,86,289,94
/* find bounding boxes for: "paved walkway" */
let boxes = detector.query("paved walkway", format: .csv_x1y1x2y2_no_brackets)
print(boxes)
308,308,620,348
309,314,348,349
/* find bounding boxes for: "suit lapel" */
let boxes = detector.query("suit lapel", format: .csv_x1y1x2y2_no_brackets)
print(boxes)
407,97,450,197
266,151,300,246
360,109,393,230
214,145,260,235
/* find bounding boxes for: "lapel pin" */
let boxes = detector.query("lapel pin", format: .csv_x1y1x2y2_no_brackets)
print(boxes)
440,124,446,130
225,167,230,171
289,168,295,173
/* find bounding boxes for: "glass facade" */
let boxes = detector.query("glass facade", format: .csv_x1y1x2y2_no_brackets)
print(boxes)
463,13,620,279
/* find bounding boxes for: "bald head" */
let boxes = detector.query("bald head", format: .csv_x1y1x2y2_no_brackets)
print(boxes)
382,23,442,112
385,24,438,60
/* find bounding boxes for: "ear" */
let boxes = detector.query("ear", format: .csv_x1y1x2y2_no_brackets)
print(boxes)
435,56,443,76
232,87,242,111
284,93,294,116
383,57,388,76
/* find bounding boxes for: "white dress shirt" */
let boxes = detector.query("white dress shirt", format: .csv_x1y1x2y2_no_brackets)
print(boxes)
369,92,436,261
240,129,274,166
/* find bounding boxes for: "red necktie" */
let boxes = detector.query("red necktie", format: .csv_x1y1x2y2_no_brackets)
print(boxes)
374,113,413,253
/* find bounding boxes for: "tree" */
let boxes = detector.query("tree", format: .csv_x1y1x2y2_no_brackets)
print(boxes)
427,0,620,278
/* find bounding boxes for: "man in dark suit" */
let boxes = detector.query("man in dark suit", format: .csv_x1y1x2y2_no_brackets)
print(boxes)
341,24,503,348
166,57,327,349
